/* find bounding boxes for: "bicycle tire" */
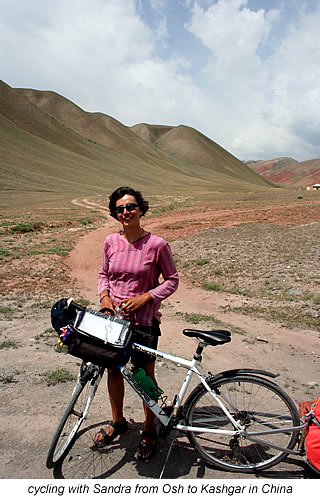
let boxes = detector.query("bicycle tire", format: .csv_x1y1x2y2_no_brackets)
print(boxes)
184,374,300,473
46,367,100,468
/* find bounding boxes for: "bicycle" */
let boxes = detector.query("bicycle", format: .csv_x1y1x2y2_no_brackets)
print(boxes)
46,300,310,476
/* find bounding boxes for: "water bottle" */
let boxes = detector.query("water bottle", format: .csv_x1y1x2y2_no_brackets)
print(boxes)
114,305,124,319
131,368,163,400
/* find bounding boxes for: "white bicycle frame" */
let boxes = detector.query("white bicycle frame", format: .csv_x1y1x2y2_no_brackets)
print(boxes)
120,342,242,435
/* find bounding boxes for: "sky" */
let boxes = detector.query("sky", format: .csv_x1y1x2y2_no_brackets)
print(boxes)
1,0,320,161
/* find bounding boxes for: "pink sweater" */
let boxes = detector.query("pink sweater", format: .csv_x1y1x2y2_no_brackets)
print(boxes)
97,232,179,326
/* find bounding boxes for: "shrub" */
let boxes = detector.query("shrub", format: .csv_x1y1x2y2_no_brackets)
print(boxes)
0,247,9,256
41,368,76,386
10,222,43,233
0,371,15,384
193,259,210,266
79,218,92,225
203,281,221,291
0,339,18,349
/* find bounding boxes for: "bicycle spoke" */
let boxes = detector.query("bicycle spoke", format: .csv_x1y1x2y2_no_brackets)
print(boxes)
46,365,102,469
185,374,299,472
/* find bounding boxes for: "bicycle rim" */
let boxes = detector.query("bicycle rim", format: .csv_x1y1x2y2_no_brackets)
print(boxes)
185,374,300,472
46,375,97,468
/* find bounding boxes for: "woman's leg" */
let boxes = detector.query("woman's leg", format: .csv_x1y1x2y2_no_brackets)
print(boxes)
94,368,126,445
142,361,156,432
131,321,160,459
137,361,157,460
107,368,125,423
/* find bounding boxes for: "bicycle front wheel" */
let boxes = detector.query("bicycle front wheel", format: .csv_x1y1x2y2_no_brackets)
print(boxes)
46,366,101,468
184,374,300,472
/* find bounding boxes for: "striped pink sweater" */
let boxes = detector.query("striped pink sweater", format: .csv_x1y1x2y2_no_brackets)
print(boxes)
97,231,179,326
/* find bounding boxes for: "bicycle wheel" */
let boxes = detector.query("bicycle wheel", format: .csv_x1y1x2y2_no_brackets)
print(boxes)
184,374,300,472
46,365,102,468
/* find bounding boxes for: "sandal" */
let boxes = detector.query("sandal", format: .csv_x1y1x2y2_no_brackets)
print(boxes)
136,431,157,461
94,419,128,448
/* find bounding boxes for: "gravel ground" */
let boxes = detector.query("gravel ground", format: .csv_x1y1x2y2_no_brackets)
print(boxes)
0,192,319,482
171,222,320,330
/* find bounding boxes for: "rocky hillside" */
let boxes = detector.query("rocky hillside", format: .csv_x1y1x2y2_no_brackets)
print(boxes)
246,157,320,187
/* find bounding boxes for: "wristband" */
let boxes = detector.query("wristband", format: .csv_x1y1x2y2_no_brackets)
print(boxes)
99,295,108,303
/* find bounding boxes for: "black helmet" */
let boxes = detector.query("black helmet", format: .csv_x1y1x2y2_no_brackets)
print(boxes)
51,298,77,332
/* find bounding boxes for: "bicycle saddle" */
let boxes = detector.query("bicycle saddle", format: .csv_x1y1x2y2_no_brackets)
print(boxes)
183,329,231,346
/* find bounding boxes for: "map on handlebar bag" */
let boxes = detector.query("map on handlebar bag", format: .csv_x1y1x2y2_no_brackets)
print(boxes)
74,309,131,347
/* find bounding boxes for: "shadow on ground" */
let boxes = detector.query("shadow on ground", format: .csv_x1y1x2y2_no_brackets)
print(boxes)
51,419,316,480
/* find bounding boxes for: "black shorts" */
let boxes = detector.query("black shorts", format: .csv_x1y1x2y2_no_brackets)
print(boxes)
130,318,161,367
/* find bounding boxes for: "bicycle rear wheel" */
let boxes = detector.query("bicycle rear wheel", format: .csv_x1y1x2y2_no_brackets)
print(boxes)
184,374,300,472
46,364,102,468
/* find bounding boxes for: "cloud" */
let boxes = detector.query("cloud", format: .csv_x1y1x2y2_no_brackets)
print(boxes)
236,4,320,160
185,0,280,155
187,0,277,65
185,0,320,160
0,0,319,160
0,0,203,128
1,1,155,103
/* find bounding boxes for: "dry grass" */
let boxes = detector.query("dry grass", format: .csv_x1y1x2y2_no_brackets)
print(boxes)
1,189,319,332
171,202,320,330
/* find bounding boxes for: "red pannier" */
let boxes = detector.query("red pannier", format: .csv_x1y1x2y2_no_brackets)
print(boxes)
304,398,320,473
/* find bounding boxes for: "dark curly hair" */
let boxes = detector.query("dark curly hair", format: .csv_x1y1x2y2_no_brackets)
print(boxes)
109,186,149,220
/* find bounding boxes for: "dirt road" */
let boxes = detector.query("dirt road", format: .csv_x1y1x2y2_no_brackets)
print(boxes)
1,195,319,480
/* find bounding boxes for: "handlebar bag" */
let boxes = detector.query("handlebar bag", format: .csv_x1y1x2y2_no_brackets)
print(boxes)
59,307,132,368
304,398,320,473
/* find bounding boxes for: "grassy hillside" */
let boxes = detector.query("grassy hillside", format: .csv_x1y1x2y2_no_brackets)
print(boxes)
1,80,273,209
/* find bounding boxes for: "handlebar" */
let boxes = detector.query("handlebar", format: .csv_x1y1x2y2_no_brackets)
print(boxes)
67,299,115,316
67,298,85,312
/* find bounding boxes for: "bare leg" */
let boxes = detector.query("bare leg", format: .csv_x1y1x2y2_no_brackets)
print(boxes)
94,368,126,445
143,361,156,432
137,361,157,460
107,368,125,424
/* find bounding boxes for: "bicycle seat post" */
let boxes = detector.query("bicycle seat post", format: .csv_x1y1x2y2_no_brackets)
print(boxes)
194,341,206,361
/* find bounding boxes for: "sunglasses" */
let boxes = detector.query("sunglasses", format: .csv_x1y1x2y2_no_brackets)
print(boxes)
115,203,139,214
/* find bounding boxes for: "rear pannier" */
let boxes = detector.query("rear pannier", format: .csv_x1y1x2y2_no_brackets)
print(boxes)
304,398,320,473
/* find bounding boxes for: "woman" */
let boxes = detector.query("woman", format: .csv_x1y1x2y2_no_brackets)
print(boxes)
95,186,179,461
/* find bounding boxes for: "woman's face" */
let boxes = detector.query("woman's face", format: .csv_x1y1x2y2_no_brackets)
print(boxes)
115,194,142,229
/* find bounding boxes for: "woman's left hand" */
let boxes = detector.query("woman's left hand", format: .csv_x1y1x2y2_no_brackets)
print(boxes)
120,292,152,312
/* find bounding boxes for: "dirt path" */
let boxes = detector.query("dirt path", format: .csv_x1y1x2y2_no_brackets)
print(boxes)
1,197,319,481
66,220,319,393
61,215,319,479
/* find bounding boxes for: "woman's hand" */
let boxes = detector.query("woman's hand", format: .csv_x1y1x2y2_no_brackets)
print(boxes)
100,295,115,314
119,292,152,313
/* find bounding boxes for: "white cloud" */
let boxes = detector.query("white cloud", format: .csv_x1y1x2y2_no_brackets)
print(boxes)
0,0,319,160
185,0,320,160
1,1,155,106
0,0,201,128
154,15,169,44
232,5,320,159
187,0,275,62
184,1,279,155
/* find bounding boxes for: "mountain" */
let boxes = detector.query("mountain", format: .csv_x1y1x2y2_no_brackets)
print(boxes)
131,123,264,184
1,80,271,208
246,157,320,187
15,88,165,164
